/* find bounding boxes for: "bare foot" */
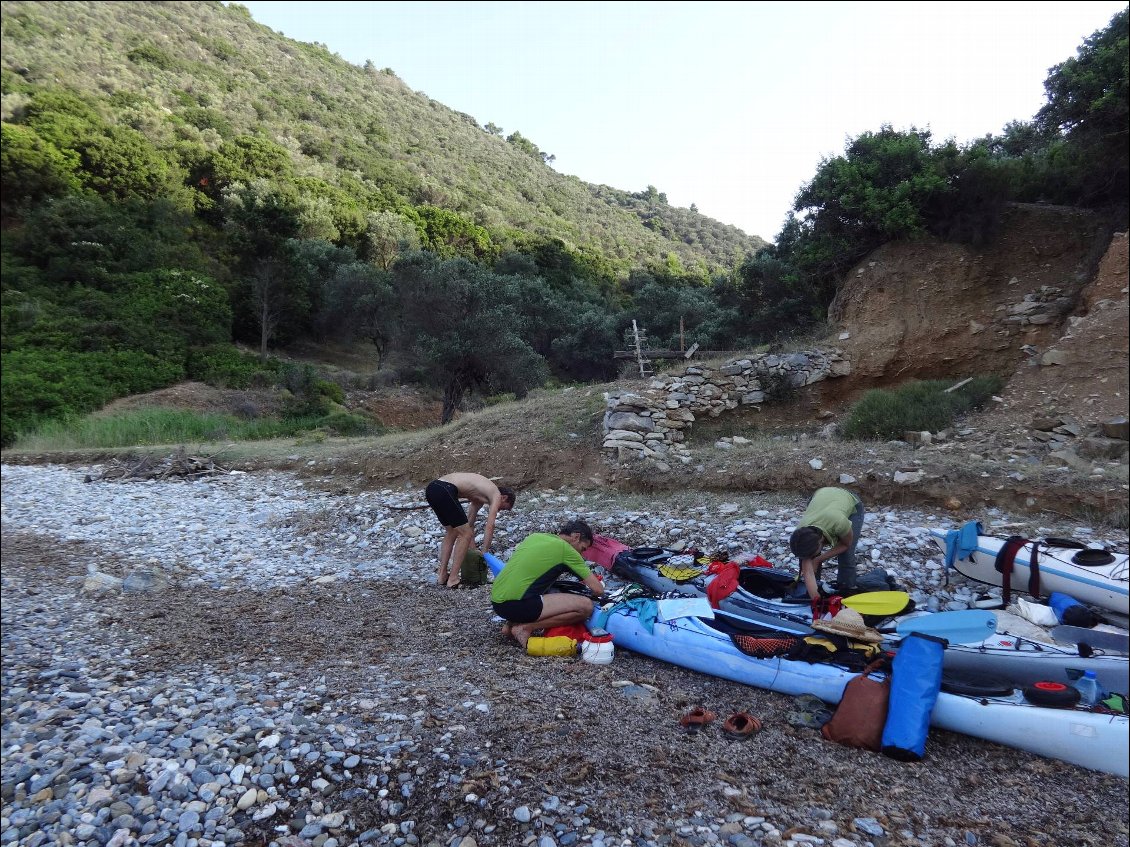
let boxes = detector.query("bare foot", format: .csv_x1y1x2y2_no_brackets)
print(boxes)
510,624,534,649
500,622,512,638
446,578,462,589
436,570,449,586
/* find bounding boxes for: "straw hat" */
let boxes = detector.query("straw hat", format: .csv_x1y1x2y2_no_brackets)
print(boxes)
811,608,885,644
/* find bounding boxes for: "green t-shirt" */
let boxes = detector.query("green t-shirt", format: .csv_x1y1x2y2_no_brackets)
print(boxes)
491,533,591,603
799,487,858,546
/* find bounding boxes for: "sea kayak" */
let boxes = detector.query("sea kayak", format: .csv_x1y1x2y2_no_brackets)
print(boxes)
929,529,1129,616
609,549,1130,693
595,599,1129,777
887,623,1129,694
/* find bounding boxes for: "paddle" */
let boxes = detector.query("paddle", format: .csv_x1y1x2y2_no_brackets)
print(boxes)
484,551,506,576
713,607,816,636
841,591,912,617
1051,625,1130,656
895,609,998,645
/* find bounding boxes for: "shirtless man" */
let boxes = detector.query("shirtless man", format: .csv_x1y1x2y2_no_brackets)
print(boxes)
424,472,516,588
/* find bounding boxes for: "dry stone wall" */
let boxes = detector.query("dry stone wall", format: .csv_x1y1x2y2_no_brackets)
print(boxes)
603,349,850,465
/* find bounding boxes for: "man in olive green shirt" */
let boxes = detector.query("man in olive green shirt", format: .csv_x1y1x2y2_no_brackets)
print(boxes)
788,487,865,599
491,520,605,649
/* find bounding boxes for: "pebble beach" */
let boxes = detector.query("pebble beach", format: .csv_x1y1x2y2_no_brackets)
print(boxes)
2,463,1128,847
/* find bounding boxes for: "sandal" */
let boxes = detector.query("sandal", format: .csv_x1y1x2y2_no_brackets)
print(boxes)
721,711,762,740
679,706,717,733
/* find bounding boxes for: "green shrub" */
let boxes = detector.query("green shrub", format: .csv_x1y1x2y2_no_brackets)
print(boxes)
318,411,381,436
480,392,516,407
186,344,277,389
316,379,344,405
279,363,346,417
842,377,1004,441
1,348,183,446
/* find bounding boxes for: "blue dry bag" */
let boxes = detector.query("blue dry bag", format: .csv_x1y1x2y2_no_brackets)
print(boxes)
1047,592,1098,628
881,632,946,761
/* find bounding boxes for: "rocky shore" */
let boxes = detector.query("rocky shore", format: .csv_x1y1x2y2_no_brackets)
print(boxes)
2,463,1127,847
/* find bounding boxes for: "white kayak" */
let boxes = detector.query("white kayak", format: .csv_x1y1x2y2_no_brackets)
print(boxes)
929,529,1129,616
888,624,1129,695
595,599,1129,777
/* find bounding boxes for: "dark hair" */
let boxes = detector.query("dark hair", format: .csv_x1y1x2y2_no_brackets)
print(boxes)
499,485,516,508
558,519,594,543
789,526,823,559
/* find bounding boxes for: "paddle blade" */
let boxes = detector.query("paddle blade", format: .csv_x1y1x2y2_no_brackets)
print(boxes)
484,551,505,576
897,610,998,645
841,591,911,616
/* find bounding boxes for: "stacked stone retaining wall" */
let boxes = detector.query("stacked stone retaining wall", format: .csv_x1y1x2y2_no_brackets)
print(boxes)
603,349,850,465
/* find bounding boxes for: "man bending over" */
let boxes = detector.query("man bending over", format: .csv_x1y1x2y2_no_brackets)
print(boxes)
424,472,515,588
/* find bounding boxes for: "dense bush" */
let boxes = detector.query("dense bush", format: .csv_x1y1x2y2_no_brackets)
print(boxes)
841,377,1004,441
1,348,184,446
185,344,279,388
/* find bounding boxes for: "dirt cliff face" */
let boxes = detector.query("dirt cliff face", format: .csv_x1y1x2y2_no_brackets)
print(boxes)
983,230,1128,428
826,204,1113,402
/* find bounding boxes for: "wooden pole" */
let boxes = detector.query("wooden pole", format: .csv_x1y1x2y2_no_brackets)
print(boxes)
679,316,685,353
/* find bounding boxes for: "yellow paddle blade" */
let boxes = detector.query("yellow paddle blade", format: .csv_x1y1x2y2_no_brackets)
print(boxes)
841,591,911,616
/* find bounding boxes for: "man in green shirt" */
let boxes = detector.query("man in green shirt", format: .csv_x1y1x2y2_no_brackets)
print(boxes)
788,487,865,599
491,520,606,649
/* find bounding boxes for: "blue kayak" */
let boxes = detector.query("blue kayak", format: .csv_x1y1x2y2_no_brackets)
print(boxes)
595,599,1129,778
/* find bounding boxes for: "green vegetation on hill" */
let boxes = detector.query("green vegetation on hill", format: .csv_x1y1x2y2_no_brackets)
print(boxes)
1,2,1126,447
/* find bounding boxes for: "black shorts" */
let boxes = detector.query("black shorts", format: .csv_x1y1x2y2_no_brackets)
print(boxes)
492,596,543,624
425,480,467,528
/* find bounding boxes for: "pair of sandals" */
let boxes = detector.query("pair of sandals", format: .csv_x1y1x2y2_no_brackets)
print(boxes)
679,706,762,740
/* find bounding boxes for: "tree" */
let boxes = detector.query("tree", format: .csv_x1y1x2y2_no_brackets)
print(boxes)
222,180,305,358
362,209,421,269
1035,8,1129,205
250,257,287,361
0,123,80,215
323,262,396,367
290,238,397,368
392,252,547,423
411,205,494,259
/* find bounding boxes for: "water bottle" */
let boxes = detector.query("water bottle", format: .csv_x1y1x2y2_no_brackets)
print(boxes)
1073,670,1100,707
526,636,578,658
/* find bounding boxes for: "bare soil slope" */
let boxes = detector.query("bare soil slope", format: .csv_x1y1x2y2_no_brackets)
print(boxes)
826,203,1112,398
984,229,1129,429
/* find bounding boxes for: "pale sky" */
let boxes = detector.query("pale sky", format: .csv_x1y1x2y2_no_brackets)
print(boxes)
237,1,1127,242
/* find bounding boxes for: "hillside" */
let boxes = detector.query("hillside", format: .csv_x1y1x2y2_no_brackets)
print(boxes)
0,0,767,268
15,207,1124,525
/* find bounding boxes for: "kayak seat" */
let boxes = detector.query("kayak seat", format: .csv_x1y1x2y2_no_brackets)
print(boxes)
702,615,787,636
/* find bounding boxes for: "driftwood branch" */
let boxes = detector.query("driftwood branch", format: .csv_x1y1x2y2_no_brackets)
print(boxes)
94,448,232,482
